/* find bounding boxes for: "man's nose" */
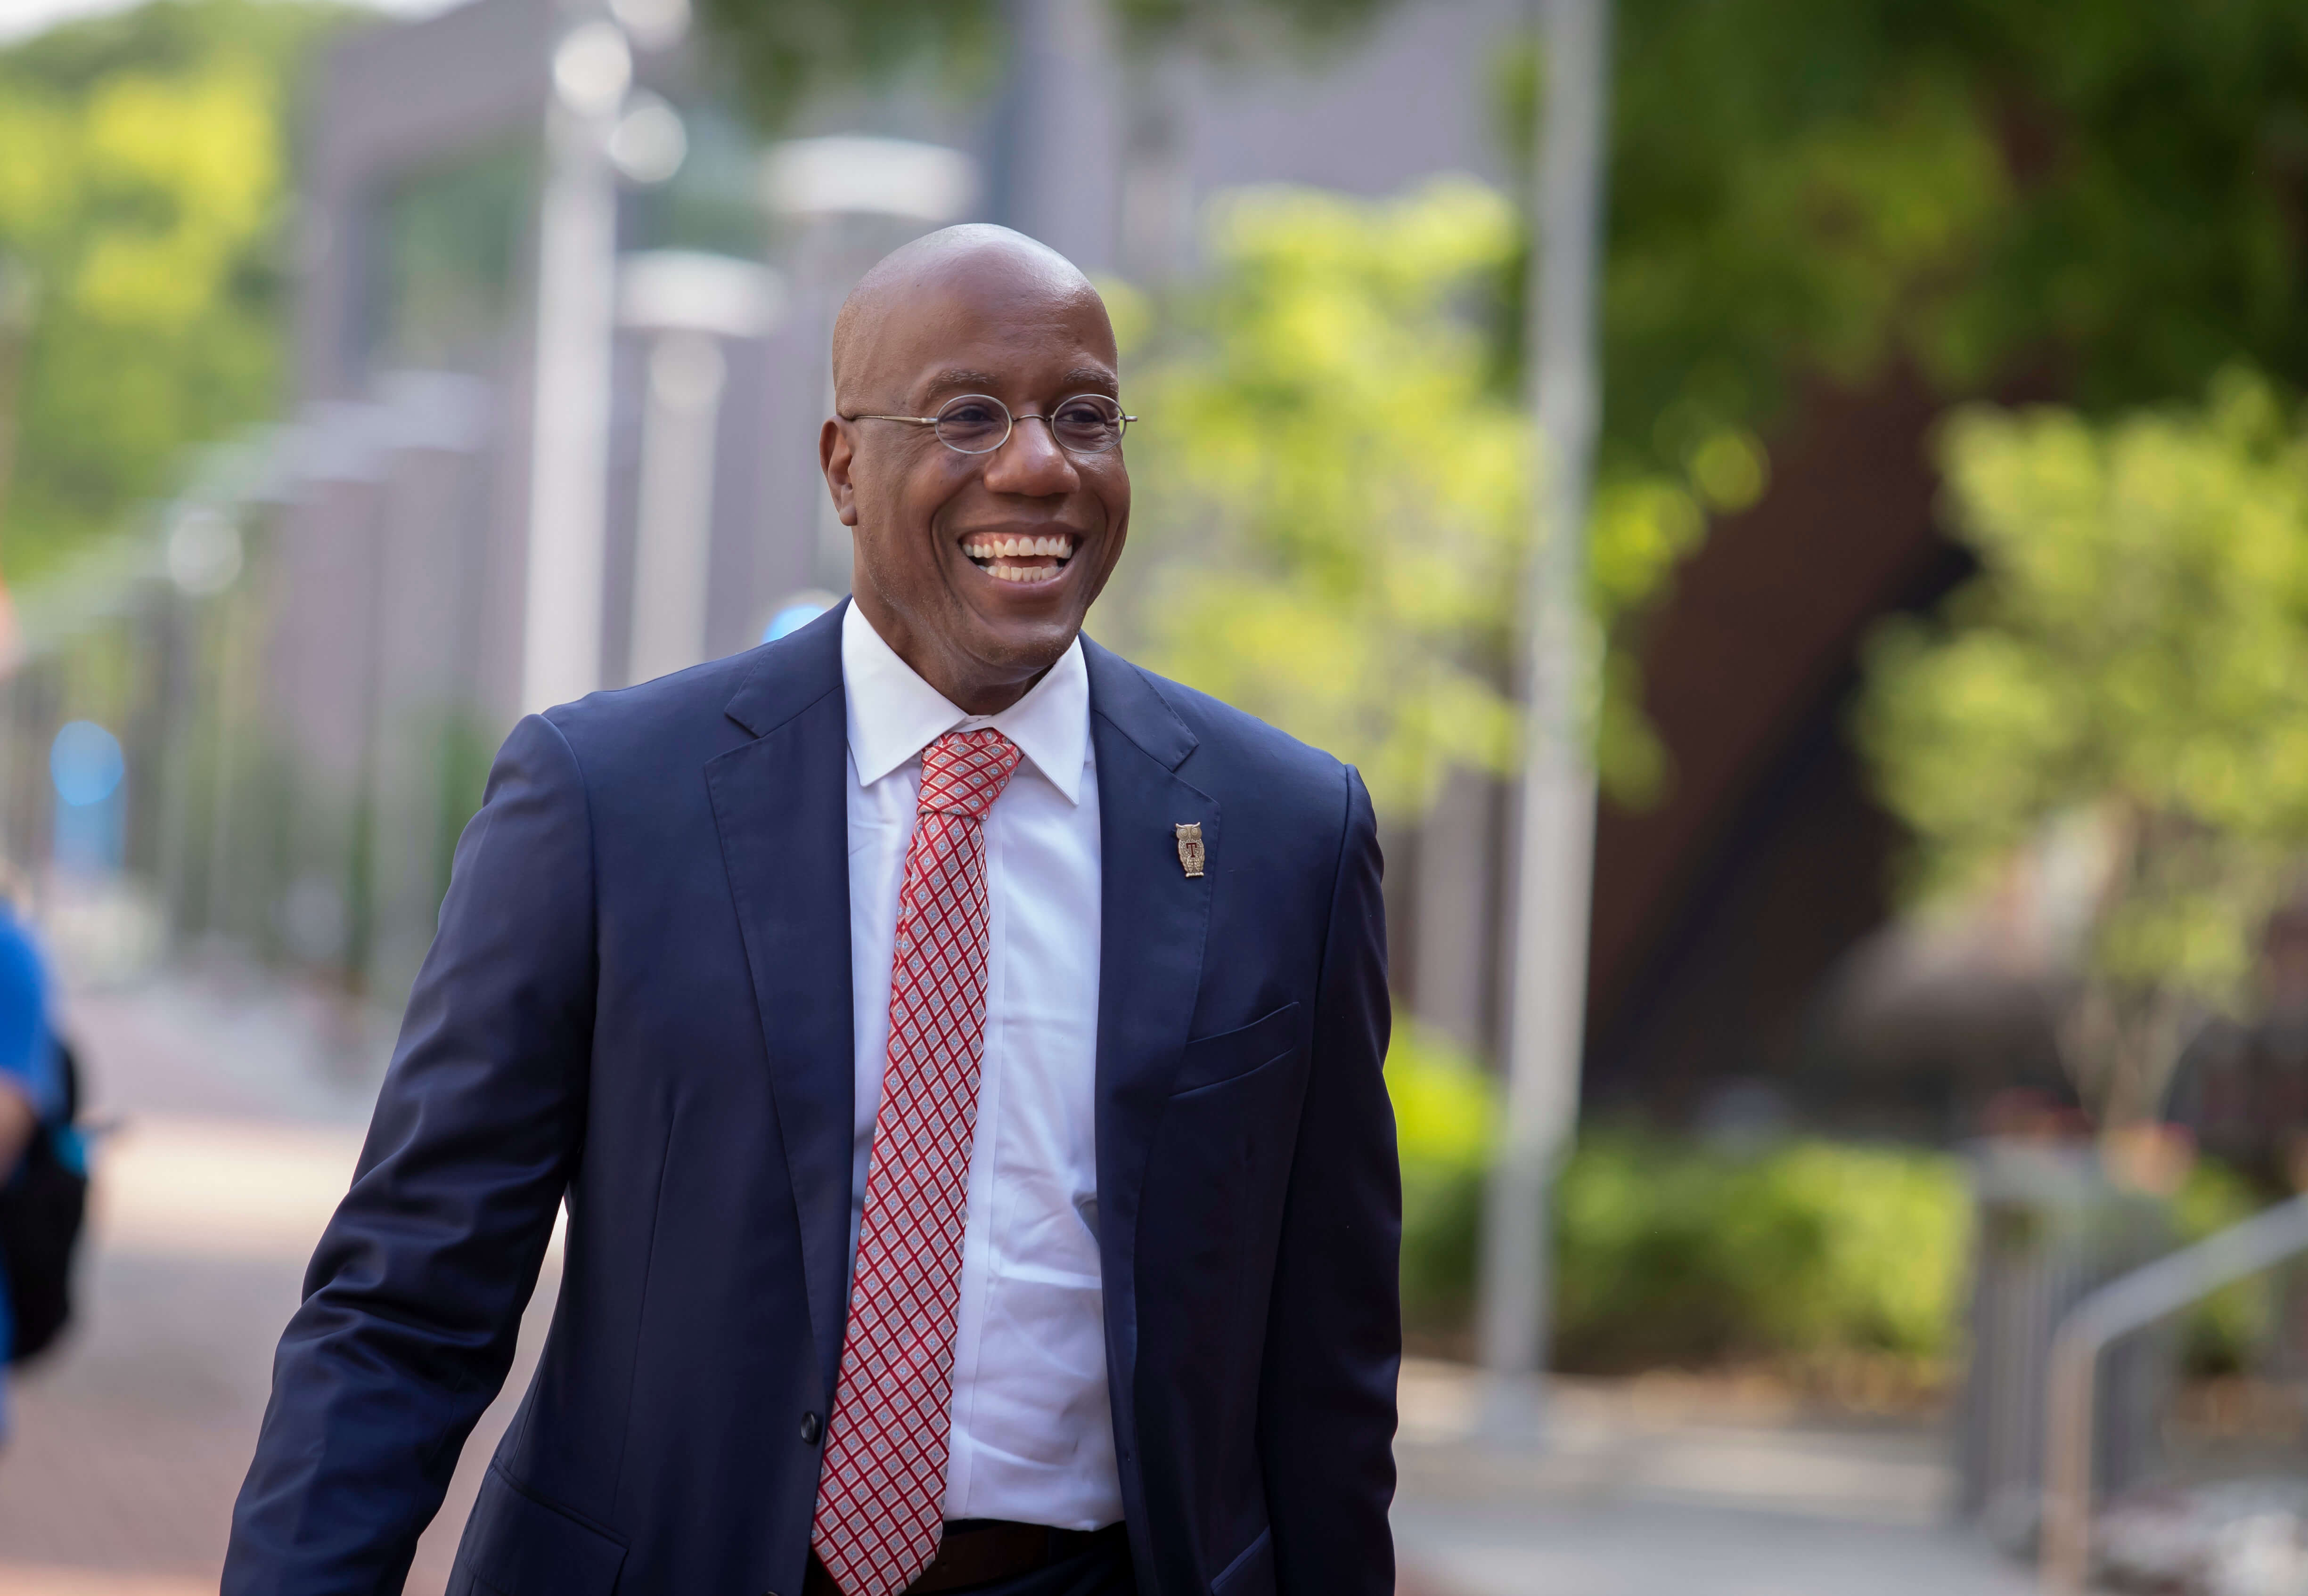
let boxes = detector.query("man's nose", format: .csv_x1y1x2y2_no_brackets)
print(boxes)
981,415,1081,496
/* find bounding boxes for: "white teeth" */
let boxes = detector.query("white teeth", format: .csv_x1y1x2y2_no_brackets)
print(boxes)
963,534,1075,575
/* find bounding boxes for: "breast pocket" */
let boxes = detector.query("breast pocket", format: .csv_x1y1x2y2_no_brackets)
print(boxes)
1172,1001,1301,1098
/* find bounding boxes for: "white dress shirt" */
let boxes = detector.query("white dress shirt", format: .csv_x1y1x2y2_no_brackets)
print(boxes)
840,602,1122,1530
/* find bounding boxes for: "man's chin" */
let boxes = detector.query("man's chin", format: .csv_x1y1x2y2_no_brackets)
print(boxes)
955,609,1089,684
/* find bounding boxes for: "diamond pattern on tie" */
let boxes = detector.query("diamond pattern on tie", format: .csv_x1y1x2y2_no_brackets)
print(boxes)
813,727,1023,1596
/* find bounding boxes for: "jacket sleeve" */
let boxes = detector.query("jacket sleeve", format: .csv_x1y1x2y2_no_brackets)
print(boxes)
224,713,596,1596
1259,765,1400,1595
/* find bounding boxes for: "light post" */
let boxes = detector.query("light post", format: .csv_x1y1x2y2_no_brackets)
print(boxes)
617,251,785,683
519,1,693,715
1480,0,1617,1433
520,18,626,716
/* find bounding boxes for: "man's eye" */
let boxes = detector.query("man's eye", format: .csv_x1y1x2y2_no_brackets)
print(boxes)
944,402,1001,427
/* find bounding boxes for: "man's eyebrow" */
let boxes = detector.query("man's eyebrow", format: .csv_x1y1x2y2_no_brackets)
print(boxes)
914,366,1121,401
920,369,1005,399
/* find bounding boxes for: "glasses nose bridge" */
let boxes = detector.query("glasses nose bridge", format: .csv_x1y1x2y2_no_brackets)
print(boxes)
980,407,1078,478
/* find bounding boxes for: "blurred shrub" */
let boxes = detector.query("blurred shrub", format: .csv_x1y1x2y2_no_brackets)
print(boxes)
1385,1062,2287,1385
1551,1130,1968,1373
2173,1156,2274,1377
1858,373,2308,1128
1383,1024,1494,1335
1381,1029,1972,1371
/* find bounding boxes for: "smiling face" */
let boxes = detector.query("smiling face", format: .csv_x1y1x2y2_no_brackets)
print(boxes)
821,233,1129,716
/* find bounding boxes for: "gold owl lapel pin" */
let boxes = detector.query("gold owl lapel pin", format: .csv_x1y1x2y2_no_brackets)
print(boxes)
1174,822,1205,879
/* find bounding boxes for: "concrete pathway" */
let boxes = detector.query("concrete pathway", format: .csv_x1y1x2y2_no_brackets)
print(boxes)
1392,1364,2039,1596
0,975,554,1596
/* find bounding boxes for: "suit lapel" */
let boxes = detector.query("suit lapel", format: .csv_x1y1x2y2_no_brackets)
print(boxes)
1084,638,1215,1524
706,604,855,1404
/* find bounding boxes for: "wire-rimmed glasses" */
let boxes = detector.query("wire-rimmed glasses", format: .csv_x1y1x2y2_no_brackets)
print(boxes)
843,392,1136,456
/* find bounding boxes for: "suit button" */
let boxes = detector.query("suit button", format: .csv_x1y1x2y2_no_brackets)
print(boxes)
800,1410,823,1445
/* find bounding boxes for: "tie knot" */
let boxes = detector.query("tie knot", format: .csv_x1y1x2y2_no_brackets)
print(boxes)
917,728,1023,822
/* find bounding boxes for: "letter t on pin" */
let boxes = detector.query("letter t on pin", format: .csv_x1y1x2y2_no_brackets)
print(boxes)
1174,822,1205,878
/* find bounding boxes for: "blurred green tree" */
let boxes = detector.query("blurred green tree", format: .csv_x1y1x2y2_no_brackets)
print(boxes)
1114,180,1526,815
1858,372,2308,1128
0,0,344,583
1114,178,1708,814
692,0,1397,128
1592,0,2308,489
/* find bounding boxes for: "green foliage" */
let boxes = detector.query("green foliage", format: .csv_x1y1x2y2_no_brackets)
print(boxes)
1858,373,2308,1120
1551,1130,1969,1372
1119,178,1711,814
1384,1023,1496,1334
1600,0,2308,489
691,0,1005,129
1603,33,2005,481
694,0,1396,130
1383,1071,1974,1371
1508,0,2308,741
1118,180,1528,815
0,0,344,580
2173,1156,2272,1377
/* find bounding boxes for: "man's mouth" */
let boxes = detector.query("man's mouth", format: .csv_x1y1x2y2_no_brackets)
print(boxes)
960,532,1080,586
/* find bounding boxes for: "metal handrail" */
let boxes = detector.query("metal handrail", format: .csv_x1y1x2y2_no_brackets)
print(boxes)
2040,1190,2308,1591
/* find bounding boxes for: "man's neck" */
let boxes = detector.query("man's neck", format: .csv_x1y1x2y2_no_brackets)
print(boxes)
850,595,1052,717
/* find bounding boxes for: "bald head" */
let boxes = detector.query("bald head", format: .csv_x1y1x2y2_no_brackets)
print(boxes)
817,222,1131,718
831,224,1108,410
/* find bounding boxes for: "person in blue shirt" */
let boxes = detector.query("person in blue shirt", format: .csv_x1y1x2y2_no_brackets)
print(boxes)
0,899,58,1441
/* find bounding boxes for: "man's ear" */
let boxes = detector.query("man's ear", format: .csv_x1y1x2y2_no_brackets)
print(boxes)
820,417,860,527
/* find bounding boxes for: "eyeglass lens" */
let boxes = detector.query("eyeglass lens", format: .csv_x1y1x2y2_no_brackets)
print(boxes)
934,394,1126,455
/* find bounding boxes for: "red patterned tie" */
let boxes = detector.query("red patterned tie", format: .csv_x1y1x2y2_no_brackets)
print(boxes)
813,728,1024,1596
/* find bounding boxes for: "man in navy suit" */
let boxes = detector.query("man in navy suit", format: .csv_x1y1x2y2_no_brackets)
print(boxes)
225,225,1397,1596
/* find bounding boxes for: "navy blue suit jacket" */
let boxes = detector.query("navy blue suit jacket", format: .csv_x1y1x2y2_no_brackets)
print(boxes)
224,605,1399,1596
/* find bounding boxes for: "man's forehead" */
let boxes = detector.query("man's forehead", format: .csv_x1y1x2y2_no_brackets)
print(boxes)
877,296,1118,398
834,229,1115,407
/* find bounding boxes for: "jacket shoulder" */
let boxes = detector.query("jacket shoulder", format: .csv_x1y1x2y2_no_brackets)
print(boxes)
536,651,754,762
538,607,846,775
1095,647,1358,824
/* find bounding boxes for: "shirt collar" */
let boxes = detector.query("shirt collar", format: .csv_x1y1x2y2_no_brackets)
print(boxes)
841,601,1090,804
